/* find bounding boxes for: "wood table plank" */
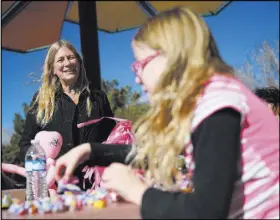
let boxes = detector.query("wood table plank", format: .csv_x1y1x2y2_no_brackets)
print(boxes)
2,189,141,219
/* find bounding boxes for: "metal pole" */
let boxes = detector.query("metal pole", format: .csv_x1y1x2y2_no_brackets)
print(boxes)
137,1,157,17
78,1,101,90
2,1,31,28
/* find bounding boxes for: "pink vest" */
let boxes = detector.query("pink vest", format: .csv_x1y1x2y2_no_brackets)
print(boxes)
185,74,279,219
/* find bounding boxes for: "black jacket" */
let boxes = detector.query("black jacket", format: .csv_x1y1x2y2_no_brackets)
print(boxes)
19,88,116,188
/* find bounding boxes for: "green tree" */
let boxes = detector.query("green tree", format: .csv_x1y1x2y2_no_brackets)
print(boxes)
115,102,150,123
2,103,29,183
101,79,149,123
2,103,29,166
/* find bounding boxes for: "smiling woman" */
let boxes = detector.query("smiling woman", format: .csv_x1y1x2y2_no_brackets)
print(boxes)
5,40,116,190
53,46,81,94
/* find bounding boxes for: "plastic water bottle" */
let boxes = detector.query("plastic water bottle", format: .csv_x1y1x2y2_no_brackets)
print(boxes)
25,139,48,201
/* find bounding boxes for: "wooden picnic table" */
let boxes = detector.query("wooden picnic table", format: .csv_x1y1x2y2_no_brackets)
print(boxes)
1,189,141,219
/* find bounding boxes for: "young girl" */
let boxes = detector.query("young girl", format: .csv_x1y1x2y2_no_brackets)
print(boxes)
55,7,279,219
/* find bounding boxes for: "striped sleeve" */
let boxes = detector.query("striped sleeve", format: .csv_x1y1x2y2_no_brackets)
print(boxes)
192,79,249,130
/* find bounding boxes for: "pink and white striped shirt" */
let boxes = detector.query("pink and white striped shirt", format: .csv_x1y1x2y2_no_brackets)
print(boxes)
184,74,279,219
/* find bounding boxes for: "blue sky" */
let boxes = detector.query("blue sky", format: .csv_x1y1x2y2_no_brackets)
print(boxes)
2,1,279,134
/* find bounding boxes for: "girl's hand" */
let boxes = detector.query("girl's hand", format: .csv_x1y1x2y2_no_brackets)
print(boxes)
55,143,91,183
102,163,149,205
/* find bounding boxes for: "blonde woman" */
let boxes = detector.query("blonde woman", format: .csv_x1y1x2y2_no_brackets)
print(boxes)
55,7,279,219
19,40,116,189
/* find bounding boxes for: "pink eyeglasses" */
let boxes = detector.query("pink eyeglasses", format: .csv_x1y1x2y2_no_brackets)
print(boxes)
131,51,160,74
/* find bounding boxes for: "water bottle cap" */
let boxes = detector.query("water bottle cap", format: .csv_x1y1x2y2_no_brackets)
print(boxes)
30,139,40,145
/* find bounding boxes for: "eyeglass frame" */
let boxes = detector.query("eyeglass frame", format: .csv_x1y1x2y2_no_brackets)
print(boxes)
131,51,161,75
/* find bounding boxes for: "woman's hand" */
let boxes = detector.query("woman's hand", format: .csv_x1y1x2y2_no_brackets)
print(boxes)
55,143,91,183
102,163,149,205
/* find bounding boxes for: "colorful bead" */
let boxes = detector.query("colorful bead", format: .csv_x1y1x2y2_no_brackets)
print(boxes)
1,194,12,208
93,199,106,209
4,187,120,216
64,191,73,196
28,205,38,214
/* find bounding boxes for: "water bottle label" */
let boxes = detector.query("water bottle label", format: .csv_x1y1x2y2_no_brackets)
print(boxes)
32,159,46,171
25,159,46,171
25,161,33,172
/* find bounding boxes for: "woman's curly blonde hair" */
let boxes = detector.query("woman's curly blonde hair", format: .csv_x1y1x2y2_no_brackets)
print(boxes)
31,40,92,126
127,7,234,188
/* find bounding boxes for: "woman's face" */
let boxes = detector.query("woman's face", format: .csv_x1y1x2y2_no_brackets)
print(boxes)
131,41,168,98
53,46,80,86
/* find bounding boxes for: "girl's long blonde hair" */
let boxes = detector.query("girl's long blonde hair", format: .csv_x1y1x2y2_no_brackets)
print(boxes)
128,7,234,188
31,40,92,126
